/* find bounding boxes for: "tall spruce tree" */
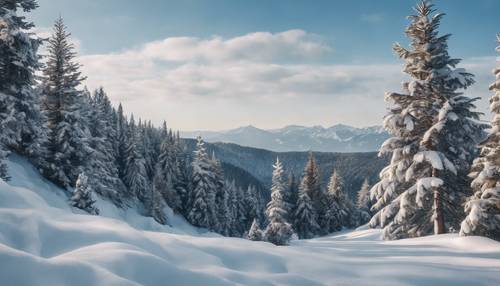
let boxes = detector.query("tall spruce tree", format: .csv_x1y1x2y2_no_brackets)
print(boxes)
187,137,219,230
294,154,321,238
370,1,485,240
460,35,500,241
124,115,151,206
355,178,372,225
264,158,293,245
41,16,89,188
0,144,9,181
327,169,353,229
0,0,46,159
86,88,125,203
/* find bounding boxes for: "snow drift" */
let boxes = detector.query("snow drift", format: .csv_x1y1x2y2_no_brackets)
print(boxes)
1,155,499,286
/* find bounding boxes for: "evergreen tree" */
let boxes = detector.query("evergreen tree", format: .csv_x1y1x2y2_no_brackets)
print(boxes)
41,16,89,188
0,145,9,181
70,173,99,215
247,218,263,241
326,169,353,229
154,130,180,211
460,35,500,241
264,158,293,245
244,185,261,229
115,103,128,181
217,182,233,236
0,0,46,159
294,189,320,239
124,115,151,206
370,2,485,240
187,137,219,230
86,88,125,203
355,178,372,225
294,154,321,238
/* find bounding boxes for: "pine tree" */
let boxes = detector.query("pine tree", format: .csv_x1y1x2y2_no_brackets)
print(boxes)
294,154,321,238
264,158,293,245
70,173,99,215
244,185,261,229
86,88,125,203
124,115,151,206
115,103,128,181
355,178,372,225
460,35,500,241
217,182,233,236
154,130,180,211
0,0,46,159
324,169,353,231
247,218,263,241
187,136,219,230
0,145,9,181
370,2,485,240
294,189,320,239
41,16,89,188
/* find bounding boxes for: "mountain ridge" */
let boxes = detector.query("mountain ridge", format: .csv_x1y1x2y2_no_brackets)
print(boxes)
181,124,389,152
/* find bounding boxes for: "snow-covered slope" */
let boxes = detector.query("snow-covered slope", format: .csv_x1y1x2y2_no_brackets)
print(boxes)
182,124,389,152
1,155,500,286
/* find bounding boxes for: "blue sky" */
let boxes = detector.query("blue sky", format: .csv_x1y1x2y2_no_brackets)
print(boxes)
30,0,500,130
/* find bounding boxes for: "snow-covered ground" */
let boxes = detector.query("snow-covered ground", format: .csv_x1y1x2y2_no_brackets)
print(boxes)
1,155,499,286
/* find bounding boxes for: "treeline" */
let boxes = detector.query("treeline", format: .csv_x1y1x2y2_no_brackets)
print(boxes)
0,1,265,237
249,154,371,245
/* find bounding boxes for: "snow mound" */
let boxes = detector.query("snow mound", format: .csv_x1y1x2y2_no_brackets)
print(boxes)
1,155,500,286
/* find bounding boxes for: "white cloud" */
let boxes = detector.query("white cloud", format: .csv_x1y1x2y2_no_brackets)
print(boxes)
76,30,495,130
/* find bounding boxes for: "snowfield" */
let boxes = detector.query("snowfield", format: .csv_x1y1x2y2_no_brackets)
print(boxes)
1,155,499,286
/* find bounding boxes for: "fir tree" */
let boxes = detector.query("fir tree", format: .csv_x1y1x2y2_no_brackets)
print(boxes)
325,169,353,230
247,218,263,241
41,16,89,188
86,88,125,203
0,145,9,181
188,137,219,230
0,0,46,159
70,173,99,215
264,158,293,245
154,130,180,211
124,115,151,206
294,154,321,238
355,178,372,225
460,35,500,241
115,103,128,181
370,2,485,240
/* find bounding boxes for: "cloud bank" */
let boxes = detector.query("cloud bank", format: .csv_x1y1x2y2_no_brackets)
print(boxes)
72,30,494,130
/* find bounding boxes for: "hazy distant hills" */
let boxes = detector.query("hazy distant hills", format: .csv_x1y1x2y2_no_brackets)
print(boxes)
181,124,388,153
183,139,389,199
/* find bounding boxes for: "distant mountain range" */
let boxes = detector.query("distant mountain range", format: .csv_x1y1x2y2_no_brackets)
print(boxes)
181,124,389,152
183,139,389,199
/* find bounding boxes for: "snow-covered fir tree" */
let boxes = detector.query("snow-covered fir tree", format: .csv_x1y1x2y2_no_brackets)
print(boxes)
294,188,320,239
41,16,90,188
188,137,219,230
124,115,151,207
265,158,293,245
86,88,125,204
0,0,46,159
244,185,262,229
247,218,263,241
70,172,99,215
154,128,180,211
294,154,321,238
326,169,353,229
115,103,128,181
355,178,372,225
0,145,9,181
370,1,486,240
217,181,233,236
460,35,500,241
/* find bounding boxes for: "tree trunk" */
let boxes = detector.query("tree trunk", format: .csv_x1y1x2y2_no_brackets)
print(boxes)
432,168,445,235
